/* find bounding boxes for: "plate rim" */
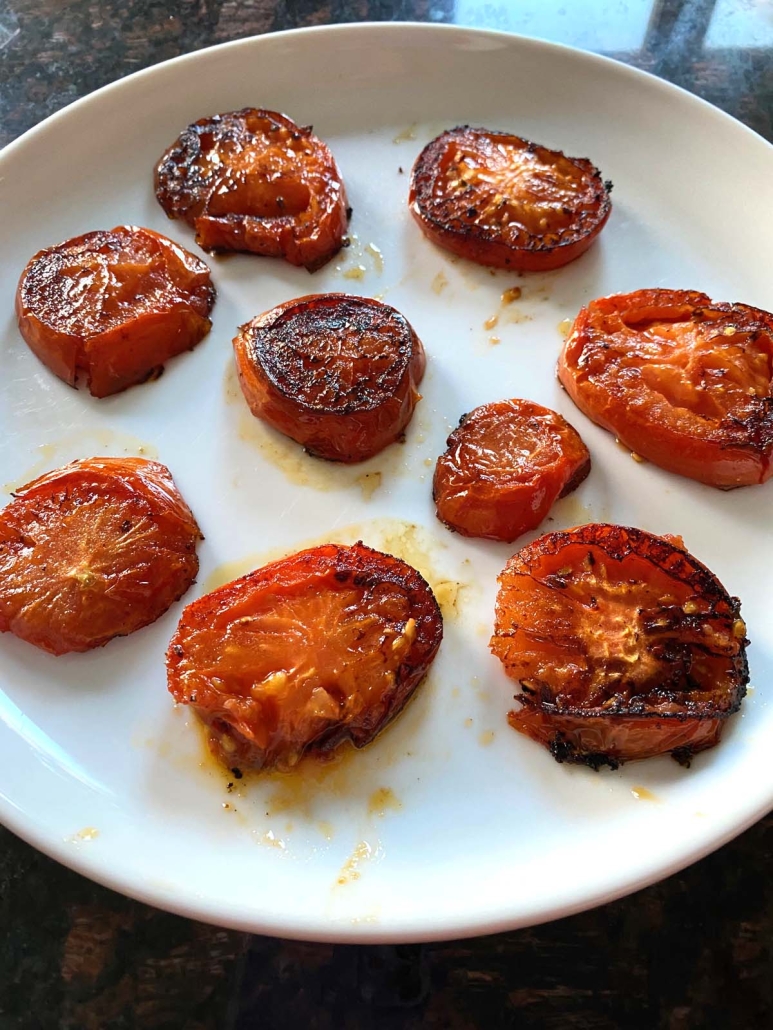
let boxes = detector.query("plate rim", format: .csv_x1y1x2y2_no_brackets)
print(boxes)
4,20,773,165
1,20,772,944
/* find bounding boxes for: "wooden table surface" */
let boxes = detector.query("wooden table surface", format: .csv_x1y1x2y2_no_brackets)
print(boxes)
1,2,772,1027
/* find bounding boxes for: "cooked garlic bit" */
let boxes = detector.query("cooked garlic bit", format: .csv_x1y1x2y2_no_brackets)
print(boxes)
219,734,237,754
391,617,417,653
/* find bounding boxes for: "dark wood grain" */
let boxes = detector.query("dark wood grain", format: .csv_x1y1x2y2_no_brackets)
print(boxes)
1,2,772,1027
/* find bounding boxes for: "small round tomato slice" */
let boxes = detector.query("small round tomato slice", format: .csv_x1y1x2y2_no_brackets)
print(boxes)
409,126,611,271
433,399,590,542
233,293,426,463
0,458,202,655
15,226,215,398
490,524,748,769
167,542,443,772
155,108,349,270
558,289,773,488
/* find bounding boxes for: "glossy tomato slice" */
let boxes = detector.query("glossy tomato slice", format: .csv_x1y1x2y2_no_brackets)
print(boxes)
409,126,611,271
233,293,426,463
490,524,748,769
559,289,773,488
15,226,215,398
433,399,590,542
167,542,443,772
0,458,202,656
155,108,349,270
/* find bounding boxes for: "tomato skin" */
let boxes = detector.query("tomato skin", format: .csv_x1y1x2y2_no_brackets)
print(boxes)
433,399,590,542
155,108,349,271
0,458,202,656
507,708,726,770
558,289,773,488
233,293,426,463
491,524,748,768
15,227,215,398
167,542,443,771
409,127,611,271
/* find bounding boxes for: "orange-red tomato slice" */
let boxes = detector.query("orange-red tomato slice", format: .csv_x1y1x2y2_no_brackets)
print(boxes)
15,226,215,398
558,289,773,488
155,108,349,270
167,542,443,771
490,524,748,769
433,399,590,542
0,458,201,655
409,126,611,271
233,293,426,463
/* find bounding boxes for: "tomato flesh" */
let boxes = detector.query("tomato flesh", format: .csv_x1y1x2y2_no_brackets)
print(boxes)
409,127,611,271
491,524,748,768
0,458,201,655
433,399,590,541
15,226,215,398
233,293,426,462
559,289,773,488
155,108,349,270
167,543,443,771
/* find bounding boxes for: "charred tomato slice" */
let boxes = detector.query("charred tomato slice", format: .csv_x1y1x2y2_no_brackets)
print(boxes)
0,458,202,655
154,108,349,270
490,523,748,769
558,289,773,488
233,293,426,463
409,126,611,271
15,226,215,398
433,399,590,542
167,542,443,771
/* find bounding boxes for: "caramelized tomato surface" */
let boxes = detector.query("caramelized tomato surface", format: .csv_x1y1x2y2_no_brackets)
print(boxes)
233,293,426,462
409,127,611,271
433,399,590,542
558,289,773,488
0,458,201,655
167,542,443,771
15,226,215,397
490,524,748,768
155,108,349,270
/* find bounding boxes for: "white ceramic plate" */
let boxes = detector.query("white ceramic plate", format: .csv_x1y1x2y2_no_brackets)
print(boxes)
1,23,771,943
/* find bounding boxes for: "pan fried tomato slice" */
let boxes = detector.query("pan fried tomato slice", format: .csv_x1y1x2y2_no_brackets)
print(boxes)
233,293,426,462
558,289,773,488
0,458,202,656
409,127,611,271
433,399,590,542
15,226,215,398
491,524,748,769
154,108,349,270
167,543,443,772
